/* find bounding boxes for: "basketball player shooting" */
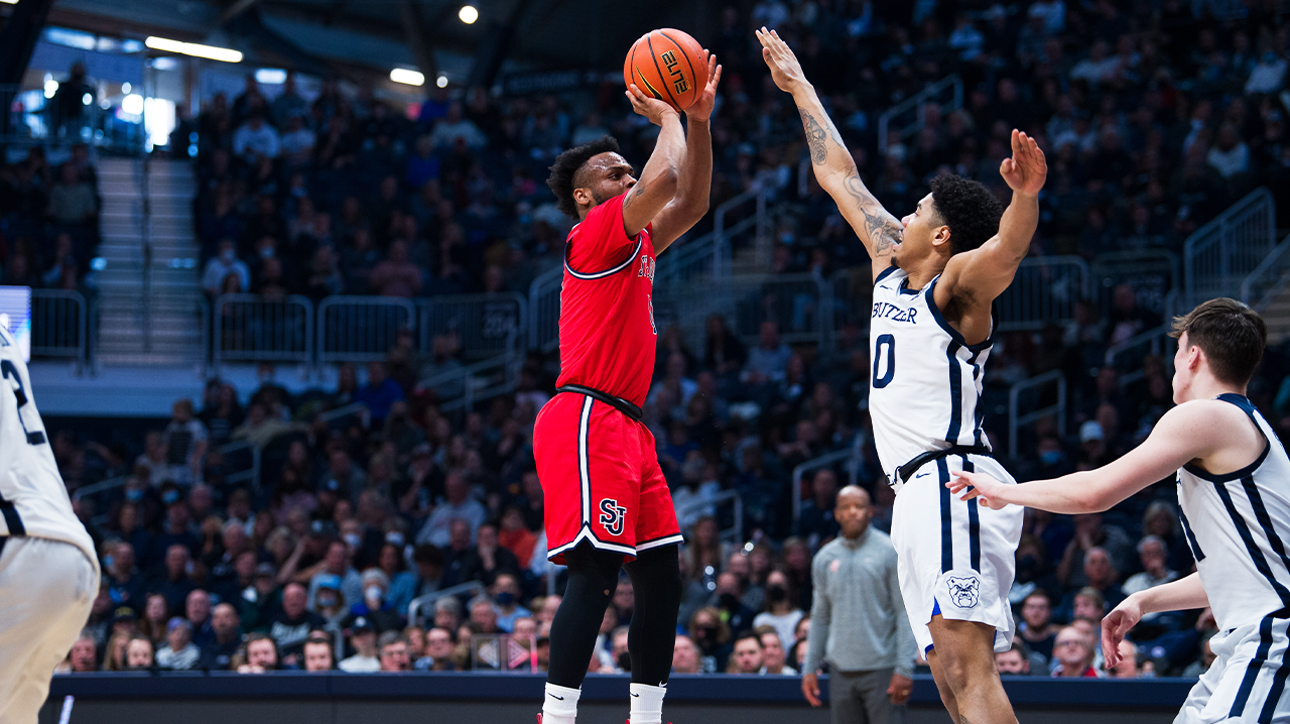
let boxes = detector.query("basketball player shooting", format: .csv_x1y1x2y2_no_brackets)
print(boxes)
759,27,1046,724
950,299,1290,724
532,50,720,724
0,323,100,723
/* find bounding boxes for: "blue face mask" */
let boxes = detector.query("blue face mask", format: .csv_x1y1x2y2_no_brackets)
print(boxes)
125,488,143,502
495,591,515,607
1039,450,1064,467
162,490,180,505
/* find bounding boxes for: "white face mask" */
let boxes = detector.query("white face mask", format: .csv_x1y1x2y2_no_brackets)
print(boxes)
365,585,383,602
343,533,362,550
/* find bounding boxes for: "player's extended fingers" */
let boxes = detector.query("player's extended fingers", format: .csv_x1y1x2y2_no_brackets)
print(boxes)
711,64,723,90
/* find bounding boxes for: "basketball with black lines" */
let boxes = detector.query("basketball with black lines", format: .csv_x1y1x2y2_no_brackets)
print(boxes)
623,29,705,112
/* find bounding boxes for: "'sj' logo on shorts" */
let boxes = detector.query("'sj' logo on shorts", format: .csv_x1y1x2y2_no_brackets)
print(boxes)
599,498,627,537
947,575,981,608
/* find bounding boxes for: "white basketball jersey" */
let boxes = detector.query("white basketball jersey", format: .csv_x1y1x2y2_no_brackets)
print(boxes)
1177,394,1290,631
869,267,993,477
0,325,97,564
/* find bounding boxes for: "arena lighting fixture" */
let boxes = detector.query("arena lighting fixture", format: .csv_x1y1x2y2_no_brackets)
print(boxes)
255,68,287,85
0,1,17,6
390,68,425,86
144,36,242,63
459,5,478,23
436,75,449,88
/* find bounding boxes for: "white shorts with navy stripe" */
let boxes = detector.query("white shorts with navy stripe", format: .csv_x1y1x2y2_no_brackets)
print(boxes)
1177,615,1290,724
889,452,1023,655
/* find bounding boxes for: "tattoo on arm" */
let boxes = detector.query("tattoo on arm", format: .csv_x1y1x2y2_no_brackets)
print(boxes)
800,110,829,165
622,185,642,211
842,175,902,257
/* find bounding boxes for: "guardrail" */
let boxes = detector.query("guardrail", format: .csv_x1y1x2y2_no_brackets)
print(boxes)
317,296,417,364
674,489,744,545
73,474,131,526
30,289,88,367
418,330,522,412
660,273,832,352
215,439,261,490
877,74,963,155
406,580,487,627
791,449,859,528
1105,322,1173,388
996,256,1090,331
420,292,526,361
1091,250,1181,320
1007,369,1068,459
527,264,563,354
212,293,313,370
1184,187,1276,308
0,83,146,152
1241,233,1290,311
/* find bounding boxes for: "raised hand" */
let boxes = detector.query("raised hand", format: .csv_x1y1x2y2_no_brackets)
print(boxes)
946,470,1010,510
1000,129,1047,198
686,51,723,123
756,27,809,95
626,84,680,127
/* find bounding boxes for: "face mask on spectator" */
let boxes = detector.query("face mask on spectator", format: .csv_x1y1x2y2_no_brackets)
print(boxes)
365,585,383,603
317,593,338,608
344,533,362,550
767,585,787,603
260,247,275,260
386,532,404,547
617,651,631,671
220,249,235,264
126,488,143,502
103,554,114,570
495,591,515,607
162,490,180,505
1040,450,1064,466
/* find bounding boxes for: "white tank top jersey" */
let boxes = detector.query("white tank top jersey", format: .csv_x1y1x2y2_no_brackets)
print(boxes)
0,325,97,565
868,267,993,478
1177,393,1290,631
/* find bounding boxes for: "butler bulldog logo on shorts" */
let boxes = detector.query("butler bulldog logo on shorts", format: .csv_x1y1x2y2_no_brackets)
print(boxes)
946,575,981,608
599,498,627,537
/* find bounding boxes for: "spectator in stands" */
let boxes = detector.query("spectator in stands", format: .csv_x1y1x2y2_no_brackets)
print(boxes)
757,626,796,675
303,635,335,671
354,361,403,424
60,631,98,673
1123,535,1179,597
1105,640,1145,679
269,583,326,664
416,473,487,548
1051,626,1097,678
161,399,207,486
156,617,201,670
995,642,1032,676
237,632,279,673
672,634,702,674
279,114,316,169
378,632,412,672
427,102,486,150
233,112,280,166
1018,590,1059,666
339,616,380,672
1058,547,1125,620
752,570,804,651
308,539,363,610
105,541,146,606
154,544,197,613
730,632,764,674
491,573,530,632
48,161,97,228
369,239,422,298
201,602,242,670
797,469,841,548
125,635,155,670
689,607,731,673
743,321,792,386
185,589,215,648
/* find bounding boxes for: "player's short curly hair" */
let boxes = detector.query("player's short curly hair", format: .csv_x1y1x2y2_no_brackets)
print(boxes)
546,136,622,219
929,174,1005,255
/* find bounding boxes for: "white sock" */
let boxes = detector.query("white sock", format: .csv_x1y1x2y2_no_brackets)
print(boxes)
628,682,667,724
542,683,581,724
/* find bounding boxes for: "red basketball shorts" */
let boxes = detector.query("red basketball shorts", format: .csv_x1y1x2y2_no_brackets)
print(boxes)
533,392,683,564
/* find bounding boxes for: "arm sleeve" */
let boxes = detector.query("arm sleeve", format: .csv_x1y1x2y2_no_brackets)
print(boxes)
889,553,917,678
803,553,831,674
565,193,647,275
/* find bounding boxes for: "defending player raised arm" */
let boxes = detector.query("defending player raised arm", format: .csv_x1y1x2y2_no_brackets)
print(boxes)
620,84,686,238
756,27,903,280
936,129,1047,304
650,52,721,253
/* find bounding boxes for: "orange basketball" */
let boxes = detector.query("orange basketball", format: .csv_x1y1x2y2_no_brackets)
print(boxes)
623,28,706,112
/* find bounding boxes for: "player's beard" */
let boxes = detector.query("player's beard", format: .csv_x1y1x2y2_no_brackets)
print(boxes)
590,188,613,207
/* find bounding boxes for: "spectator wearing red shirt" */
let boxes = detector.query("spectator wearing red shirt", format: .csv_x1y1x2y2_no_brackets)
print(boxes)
368,239,422,298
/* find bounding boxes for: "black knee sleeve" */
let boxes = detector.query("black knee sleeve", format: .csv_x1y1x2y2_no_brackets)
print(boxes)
546,542,623,688
623,544,682,685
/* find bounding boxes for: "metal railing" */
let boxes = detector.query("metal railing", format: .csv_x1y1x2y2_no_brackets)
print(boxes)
212,294,313,370
1184,187,1276,308
877,75,964,155
216,439,261,489
1105,323,1173,386
407,580,487,627
995,256,1090,331
30,289,88,366
0,83,145,152
659,273,832,353
317,296,417,364
418,329,523,412
1091,250,1181,319
419,292,526,361
317,402,371,431
1241,233,1290,311
73,474,131,526
1007,370,1068,459
527,264,563,354
791,449,859,528
825,267,872,343
673,489,744,545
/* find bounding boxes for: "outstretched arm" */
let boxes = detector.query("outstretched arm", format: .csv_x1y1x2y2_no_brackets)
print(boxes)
757,27,902,282
939,130,1046,303
652,52,722,254
622,85,685,238
1102,574,1208,667
947,401,1226,513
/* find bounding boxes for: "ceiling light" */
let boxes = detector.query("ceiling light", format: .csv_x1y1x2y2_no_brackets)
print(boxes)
390,68,425,86
255,68,287,85
459,5,478,23
145,36,242,64
436,75,449,88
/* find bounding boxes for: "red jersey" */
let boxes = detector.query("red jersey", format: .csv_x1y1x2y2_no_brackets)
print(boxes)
556,193,658,407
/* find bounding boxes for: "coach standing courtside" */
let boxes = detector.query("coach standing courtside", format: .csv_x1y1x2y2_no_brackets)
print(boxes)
802,486,916,724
